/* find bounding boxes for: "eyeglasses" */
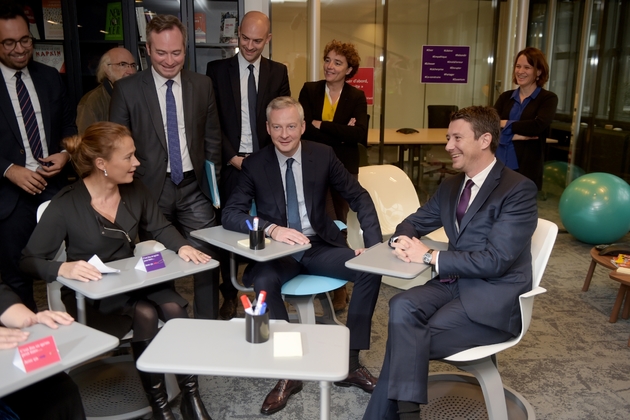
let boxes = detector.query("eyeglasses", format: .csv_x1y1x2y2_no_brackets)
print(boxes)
108,62,138,71
0,36,34,51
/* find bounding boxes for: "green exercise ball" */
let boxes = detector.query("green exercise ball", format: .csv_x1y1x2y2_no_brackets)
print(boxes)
543,161,585,190
559,173,630,244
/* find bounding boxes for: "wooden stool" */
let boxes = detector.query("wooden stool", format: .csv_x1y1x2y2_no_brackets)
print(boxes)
607,271,630,344
582,247,618,291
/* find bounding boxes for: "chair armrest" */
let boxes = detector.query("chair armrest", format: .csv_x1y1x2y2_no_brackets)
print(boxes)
521,286,546,299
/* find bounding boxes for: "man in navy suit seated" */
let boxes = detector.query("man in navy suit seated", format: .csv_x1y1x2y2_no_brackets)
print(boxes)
222,96,382,415
363,106,538,419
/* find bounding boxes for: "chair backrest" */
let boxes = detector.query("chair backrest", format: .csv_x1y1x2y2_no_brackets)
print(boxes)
347,165,420,249
530,218,558,289
37,201,68,311
427,105,458,128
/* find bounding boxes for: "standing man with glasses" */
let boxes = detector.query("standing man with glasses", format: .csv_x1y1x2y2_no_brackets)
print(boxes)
0,1,76,311
110,15,222,323
206,10,290,319
76,47,137,134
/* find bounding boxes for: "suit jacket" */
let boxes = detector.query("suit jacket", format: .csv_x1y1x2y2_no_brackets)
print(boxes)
109,69,222,200
222,141,382,248
299,80,368,174
206,55,290,163
0,61,77,220
393,160,538,336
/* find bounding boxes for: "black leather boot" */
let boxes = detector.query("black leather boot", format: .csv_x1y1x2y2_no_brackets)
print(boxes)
131,340,175,420
176,374,212,420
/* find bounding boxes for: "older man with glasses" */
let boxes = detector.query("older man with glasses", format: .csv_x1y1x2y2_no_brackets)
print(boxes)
76,47,137,134
0,1,77,312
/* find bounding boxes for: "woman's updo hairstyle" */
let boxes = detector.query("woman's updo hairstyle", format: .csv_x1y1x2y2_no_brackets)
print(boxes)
63,122,132,178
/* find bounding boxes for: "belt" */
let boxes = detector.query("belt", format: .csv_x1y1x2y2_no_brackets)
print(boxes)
237,152,251,158
166,170,195,180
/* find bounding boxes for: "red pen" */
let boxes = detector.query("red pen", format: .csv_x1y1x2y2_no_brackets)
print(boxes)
254,291,267,315
240,295,254,315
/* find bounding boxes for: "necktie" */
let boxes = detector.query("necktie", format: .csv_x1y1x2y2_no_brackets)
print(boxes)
165,80,183,185
15,71,43,161
285,158,304,261
248,64,259,152
456,179,475,226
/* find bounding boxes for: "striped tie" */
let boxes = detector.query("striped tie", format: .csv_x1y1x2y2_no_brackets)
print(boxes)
15,71,43,161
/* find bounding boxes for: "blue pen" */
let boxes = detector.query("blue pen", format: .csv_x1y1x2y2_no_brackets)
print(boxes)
246,219,253,230
259,302,267,315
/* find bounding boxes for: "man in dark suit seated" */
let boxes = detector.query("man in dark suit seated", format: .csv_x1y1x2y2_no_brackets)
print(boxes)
222,96,382,415
363,106,538,419
0,1,76,312
206,10,290,319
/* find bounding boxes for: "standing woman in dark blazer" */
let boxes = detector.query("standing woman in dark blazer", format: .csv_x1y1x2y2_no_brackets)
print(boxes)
20,122,213,420
299,40,368,310
493,47,558,191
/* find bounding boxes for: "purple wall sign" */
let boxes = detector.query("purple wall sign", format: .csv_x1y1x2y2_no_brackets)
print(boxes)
421,46,469,84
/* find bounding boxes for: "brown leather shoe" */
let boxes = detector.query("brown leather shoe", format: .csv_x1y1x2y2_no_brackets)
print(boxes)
334,365,378,393
331,285,348,312
219,297,238,320
260,379,303,415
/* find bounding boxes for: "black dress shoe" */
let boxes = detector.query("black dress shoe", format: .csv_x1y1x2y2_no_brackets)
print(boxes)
334,365,378,393
260,379,303,415
219,297,238,320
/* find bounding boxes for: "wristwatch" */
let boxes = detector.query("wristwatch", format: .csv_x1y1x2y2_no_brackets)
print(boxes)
423,249,434,265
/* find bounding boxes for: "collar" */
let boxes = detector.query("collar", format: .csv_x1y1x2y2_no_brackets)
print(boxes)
274,142,303,167
238,53,261,74
151,66,182,88
0,61,30,83
511,85,542,101
466,158,497,187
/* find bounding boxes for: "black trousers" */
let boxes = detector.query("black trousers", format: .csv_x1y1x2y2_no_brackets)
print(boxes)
363,279,513,419
243,237,381,350
1,372,85,420
147,175,221,319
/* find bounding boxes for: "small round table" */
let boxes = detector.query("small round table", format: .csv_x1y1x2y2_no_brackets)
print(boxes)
608,271,630,348
582,247,617,292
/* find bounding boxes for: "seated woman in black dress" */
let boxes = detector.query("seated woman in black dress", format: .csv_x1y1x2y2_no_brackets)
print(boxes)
21,122,213,420
0,281,84,420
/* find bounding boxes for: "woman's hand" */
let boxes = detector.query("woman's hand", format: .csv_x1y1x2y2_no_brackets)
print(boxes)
312,120,322,129
512,134,538,141
347,118,356,126
34,310,74,329
178,246,211,264
0,327,29,349
58,261,102,282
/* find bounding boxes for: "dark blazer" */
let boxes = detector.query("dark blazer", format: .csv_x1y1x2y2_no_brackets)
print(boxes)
394,160,538,336
0,61,77,220
299,80,368,174
0,282,22,314
222,140,381,248
493,88,558,189
109,69,222,200
206,55,290,163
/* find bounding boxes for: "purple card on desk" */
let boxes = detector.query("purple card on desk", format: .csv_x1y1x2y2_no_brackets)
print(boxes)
135,252,166,272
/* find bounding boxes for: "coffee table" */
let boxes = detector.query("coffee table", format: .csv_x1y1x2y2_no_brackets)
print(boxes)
608,271,630,325
56,250,219,324
582,247,617,292
0,322,118,397
136,318,349,420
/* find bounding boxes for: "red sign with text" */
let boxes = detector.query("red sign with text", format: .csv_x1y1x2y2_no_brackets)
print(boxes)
347,68,374,105
15,336,61,373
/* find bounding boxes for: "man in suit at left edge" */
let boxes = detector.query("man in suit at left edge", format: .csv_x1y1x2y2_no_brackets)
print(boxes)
0,1,77,312
110,14,222,320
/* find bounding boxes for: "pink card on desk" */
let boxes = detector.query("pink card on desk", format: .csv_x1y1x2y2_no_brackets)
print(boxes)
135,252,166,272
13,336,61,373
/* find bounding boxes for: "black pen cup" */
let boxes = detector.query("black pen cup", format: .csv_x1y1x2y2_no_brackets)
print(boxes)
245,311,270,343
249,229,265,250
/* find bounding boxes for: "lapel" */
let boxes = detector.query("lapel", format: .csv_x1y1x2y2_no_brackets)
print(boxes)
262,146,287,222
28,64,52,148
229,56,241,126
140,70,167,151
458,161,504,234
313,81,326,120
333,83,351,123
257,57,270,112
0,71,22,147
300,141,315,220
181,71,194,152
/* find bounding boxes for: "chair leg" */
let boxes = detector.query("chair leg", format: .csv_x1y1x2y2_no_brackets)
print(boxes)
453,357,509,420
622,289,630,320
286,295,317,324
582,259,597,291
316,293,343,325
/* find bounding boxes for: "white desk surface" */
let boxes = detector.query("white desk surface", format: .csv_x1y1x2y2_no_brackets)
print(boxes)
0,322,118,397
368,128,448,146
191,226,311,262
346,239,448,279
137,318,349,381
56,250,219,300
